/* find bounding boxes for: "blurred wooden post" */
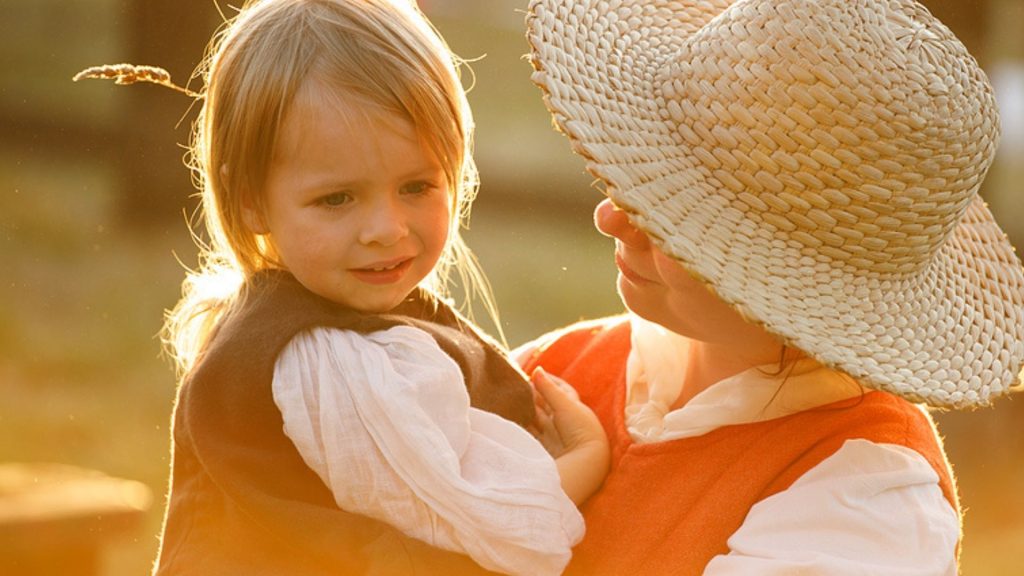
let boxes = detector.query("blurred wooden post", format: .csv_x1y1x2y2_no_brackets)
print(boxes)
118,0,220,223
0,463,152,576
984,0,1024,247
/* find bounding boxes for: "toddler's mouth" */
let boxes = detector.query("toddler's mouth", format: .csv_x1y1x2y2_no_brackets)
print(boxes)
350,258,414,284
367,261,403,272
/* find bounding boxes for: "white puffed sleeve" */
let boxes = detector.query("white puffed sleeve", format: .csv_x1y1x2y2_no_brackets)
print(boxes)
271,325,583,576
704,439,959,576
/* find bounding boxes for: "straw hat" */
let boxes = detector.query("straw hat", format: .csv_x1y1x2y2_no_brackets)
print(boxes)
527,0,1024,408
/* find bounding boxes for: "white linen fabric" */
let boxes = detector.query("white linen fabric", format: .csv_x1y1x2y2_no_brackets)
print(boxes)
272,325,583,576
625,316,959,576
625,316,867,442
705,440,958,576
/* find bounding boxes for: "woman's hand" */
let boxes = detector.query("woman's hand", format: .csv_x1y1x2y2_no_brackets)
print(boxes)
532,368,610,505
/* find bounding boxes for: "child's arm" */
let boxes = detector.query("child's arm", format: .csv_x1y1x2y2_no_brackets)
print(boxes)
272,326,583,576
531,368,610,505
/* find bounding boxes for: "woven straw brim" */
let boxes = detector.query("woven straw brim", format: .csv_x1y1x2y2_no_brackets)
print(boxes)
528,0,1024,408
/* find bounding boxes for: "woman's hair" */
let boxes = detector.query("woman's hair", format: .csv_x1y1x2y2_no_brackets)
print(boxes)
163,0,496,375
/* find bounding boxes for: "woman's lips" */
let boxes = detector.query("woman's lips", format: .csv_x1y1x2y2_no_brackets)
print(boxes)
349,258,413,285
615,252,654,285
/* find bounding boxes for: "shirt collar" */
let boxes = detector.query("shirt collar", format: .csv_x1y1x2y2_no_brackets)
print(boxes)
625,315,865,443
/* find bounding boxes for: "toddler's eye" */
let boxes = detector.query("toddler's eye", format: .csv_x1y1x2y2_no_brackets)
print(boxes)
401,181,433,195
319,192,351,207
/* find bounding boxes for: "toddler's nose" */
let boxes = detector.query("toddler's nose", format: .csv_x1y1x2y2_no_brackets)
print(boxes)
359,199,408,246
594,198,649,249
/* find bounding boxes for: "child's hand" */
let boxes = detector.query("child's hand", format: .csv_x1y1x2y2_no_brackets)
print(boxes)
532,368,602,457
532,368,610,505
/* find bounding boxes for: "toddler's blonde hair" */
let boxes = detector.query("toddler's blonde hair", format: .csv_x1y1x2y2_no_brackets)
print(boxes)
164,0,495,375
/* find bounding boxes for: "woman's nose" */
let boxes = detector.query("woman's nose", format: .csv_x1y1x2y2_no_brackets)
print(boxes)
359,197,408,246
594,198,649,248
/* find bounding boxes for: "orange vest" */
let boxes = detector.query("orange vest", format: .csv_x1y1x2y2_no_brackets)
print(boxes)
522,317,959,576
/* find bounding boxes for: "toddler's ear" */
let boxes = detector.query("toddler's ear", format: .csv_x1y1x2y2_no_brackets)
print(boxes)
242,202,269,235
223,165,269,234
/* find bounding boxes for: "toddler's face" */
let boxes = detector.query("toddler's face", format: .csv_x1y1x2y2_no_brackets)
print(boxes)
250,79,450,312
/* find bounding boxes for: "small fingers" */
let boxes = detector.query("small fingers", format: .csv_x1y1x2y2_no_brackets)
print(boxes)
534,402,553,429
532,367,577,412
533,367,580,401
533,381,551,415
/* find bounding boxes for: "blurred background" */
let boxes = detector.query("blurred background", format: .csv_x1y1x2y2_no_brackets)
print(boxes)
1,0,1021,574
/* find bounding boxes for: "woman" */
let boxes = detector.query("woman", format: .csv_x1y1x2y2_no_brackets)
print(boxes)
520,0,1024,573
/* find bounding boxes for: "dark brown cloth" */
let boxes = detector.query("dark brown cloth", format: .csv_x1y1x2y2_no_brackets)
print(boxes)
154,270,534,575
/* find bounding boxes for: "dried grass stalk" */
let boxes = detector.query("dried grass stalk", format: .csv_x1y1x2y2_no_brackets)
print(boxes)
73,63,202,98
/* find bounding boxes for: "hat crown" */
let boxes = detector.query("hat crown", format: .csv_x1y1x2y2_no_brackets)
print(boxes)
527,0,1024,407
657,0,1000,279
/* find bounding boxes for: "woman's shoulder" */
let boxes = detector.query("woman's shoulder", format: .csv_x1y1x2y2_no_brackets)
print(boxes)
794,389,940,445
514,315,631,373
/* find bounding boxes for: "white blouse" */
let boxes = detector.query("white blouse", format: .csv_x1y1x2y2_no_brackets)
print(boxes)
625,316,959,576
271,325,583,576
